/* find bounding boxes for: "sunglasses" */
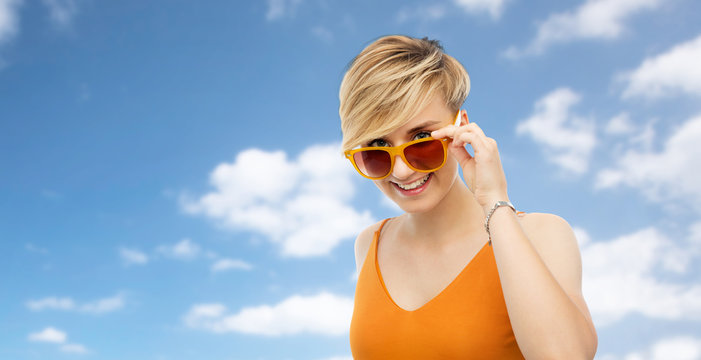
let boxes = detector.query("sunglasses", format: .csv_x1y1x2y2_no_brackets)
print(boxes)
344,110,461,180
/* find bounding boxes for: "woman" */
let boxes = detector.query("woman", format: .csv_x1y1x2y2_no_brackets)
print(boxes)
340,35,597,359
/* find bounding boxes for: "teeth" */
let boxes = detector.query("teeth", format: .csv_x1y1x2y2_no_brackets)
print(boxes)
396,174,430,190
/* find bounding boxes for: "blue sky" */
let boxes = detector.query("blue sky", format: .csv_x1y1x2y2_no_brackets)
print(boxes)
2,0,701,359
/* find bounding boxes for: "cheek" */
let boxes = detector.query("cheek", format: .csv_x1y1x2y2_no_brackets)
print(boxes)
440,155,460,175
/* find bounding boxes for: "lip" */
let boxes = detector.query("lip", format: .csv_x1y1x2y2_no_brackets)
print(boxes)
391,173,432,196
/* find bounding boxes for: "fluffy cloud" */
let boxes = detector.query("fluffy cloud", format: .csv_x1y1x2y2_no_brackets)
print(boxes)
504,0,662,58
596,114,701,213
210,258,253,272
620,34,701,99
265,0,302,21
119,247,149,266
0,0,21,45
28,327,67,343
453,0,506,19
396,4,447,23
156,238,202,260
183,292,353,336
516,87,596,174
27,327,89,354
26,297,75,311
26,293,125,314
41,0,78,28
397,0,505,23
60,343,89,354
604,112,635,135
578,225,701,327
181,144,374,257
601,336,701,360
310,26,333,43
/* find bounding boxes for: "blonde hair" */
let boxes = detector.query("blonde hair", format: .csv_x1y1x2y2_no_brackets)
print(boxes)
339,35,470,152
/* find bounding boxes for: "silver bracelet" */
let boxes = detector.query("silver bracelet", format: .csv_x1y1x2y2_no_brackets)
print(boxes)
484,200,516,246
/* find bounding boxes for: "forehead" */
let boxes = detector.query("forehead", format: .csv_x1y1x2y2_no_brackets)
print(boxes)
382,100,455,138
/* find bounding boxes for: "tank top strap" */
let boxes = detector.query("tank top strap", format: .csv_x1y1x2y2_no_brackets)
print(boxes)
374,218,392,238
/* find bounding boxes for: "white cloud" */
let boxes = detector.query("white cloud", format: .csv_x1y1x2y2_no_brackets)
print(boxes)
396,4,447,23
156,238,201,260
60,343,89,354
181,144,374,257
27,327,90,354
579,225,701,327
0,0,21,45
504,0,662,58
605,112,635,135
26,293,125,314
311,26,333,43
602,336,701,360
28,327,67,343
595,114,701,213
453,0,506,19
397,0,505,23
42,0,78,28
211,258,253,272
620,34,701,99
265,0,302,21
26,297,75,311
183,292,353,336
119,247,149,266
516,87,596,174
79,293,125,314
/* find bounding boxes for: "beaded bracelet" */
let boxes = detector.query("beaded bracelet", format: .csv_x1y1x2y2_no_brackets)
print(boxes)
484,201,516,246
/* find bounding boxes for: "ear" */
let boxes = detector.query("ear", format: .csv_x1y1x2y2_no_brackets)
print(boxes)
460,110,469,126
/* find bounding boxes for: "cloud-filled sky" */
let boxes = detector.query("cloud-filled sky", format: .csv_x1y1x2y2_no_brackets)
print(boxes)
1,0,701,359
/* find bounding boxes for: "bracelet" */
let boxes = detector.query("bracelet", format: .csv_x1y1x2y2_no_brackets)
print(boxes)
484,200,516,246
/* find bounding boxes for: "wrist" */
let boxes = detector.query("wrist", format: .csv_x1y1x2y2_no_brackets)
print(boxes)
483,200,516,246
481,196,510,216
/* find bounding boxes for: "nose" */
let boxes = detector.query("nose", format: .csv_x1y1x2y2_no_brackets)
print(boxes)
391,155,415,180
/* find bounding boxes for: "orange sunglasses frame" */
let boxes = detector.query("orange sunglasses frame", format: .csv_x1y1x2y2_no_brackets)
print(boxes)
344,137,451,180
344,110,462,180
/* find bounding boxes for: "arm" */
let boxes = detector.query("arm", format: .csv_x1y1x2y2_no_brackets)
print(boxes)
489,210,598,360
432,116,597,359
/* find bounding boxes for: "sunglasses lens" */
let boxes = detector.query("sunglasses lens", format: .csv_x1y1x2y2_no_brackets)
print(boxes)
404,140,445,171
353,150,391,178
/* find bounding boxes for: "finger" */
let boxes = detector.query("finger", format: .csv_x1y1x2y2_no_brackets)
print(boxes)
466,122,488,140
455,131,489,158
431,125,458,139
448,145,475,191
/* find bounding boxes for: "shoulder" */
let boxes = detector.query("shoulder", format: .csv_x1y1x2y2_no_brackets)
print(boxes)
518,212,584,292
517,211,597,339
354,219,389,274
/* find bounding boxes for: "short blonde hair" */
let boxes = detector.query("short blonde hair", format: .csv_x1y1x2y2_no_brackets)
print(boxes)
339,35,470,152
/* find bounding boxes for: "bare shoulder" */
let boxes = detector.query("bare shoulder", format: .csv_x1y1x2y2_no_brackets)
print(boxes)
518,211,597,339
517,212,584,292
354,219,388,274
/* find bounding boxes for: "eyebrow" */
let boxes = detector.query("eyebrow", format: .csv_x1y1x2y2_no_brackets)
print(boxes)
364,120,443,146
407,120,441,134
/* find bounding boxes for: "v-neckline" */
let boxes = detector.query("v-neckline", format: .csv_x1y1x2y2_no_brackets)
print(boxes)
373,224,490,313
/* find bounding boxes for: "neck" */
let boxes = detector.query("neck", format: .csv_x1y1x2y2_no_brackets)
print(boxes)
399,174,486,249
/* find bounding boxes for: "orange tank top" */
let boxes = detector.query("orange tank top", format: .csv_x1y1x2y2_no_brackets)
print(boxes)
350,218,526,359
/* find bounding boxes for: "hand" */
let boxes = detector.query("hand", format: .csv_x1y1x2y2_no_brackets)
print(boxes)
431,113,510,215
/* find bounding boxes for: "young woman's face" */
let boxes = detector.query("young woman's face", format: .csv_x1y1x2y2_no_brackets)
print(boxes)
367,95,463,213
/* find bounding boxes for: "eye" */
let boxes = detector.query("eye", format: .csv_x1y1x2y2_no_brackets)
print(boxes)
368,138,390,147
413,131,432,140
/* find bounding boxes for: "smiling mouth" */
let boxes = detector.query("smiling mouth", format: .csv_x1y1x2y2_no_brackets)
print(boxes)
393,173,431,190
